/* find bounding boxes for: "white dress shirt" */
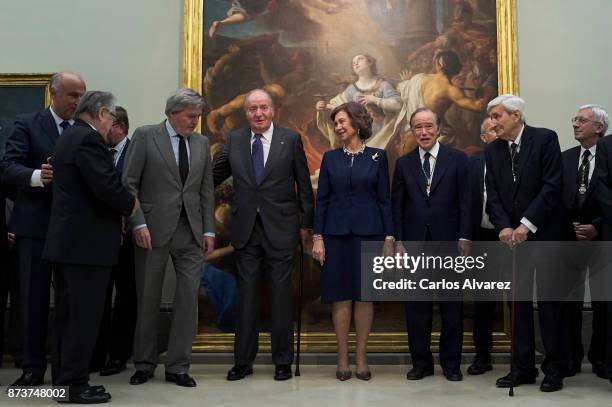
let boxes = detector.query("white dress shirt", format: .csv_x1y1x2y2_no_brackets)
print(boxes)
578,144,597,183
166,120,191,166
250,123,274,166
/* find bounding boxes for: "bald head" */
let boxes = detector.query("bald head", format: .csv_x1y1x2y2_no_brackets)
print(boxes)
50,71,86,120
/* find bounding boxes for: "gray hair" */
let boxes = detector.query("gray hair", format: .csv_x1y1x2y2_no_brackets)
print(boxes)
580,104,609,135
74,91,116,119
243,89,274,112
487,93,527,124
165,88,204,116
480,117,492,135
50,71,84,92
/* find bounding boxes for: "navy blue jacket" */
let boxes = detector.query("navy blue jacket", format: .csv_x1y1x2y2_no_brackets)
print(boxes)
314,147,393,237
485,125,565,240
2,108,59,239
392,144,472,241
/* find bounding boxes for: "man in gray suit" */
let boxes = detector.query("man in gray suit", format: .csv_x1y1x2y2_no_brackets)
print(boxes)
214,89,314,381
123,88,215,387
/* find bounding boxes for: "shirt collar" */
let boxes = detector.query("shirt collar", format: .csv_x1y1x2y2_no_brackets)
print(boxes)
112,137,128,151
507,124,525,148
49,106,75,127
250,123,274,141
580,143,597,158
165,119,191,139
419,141,440,160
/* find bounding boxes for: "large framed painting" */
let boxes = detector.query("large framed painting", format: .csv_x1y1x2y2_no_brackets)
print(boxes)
182,0,517,352
0,74,53,155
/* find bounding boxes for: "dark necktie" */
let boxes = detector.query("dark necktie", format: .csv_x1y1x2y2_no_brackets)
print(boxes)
178,135,189,185
109,148,118,166
510,142,519,182
59,121,71,134
252,133,264,184
422,152,431,179
576,150,591,210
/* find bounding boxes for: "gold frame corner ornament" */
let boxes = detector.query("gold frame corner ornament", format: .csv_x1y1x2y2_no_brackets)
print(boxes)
182,0,518,353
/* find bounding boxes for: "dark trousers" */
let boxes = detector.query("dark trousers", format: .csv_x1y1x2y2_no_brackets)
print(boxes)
405,301,463,371
16,237,52,376
234,215,295,366
607,301,612,377
510,244,569,377
52,264,110,391
91,239,136,367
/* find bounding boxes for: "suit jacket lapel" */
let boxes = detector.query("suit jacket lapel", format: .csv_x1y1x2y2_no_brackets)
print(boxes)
407,150,428,197
429,145,449,196
259,126,285,184
115,138,130,176
185,134,201,187
152,122,182,187
43,108,60,142
239,128,256,185
514,126,534,190
564,147,580,208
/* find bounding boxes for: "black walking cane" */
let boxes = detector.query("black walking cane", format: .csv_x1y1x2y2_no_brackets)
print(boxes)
509,244,517,397
295,240,304,377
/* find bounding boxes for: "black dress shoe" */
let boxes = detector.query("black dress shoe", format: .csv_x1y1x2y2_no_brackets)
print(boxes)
129,370,154,385
10,371,44,386
443,369,463,381
540,375,563,392
274,364,292,381
406,366,434,380
165,372,197,387
59,387,111,404
592,362,608,379
495,371,536,388
100,360,126,376
227,365,253,381
467,356,492,375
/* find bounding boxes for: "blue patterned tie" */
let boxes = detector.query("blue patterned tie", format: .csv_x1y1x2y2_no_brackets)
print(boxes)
59,121,71,134
252,134,264,184
423,152,431,179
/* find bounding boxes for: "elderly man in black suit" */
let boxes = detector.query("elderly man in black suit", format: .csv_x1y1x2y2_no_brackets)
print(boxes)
44,91,138,403
485,94,569,392
562,104,609,379
2,71,86,386
90,106,138,377
214,89,314,381
392,107,473,382
595,113,612,385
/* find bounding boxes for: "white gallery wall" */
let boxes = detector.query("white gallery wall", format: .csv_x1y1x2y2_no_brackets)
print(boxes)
0,0,184,132
517,0,612,149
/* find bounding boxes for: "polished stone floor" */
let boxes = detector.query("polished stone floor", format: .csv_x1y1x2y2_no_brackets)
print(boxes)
0,363,611,406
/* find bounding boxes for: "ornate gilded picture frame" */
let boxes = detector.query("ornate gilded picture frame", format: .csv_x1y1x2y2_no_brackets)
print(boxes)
183,0,517,353
0,74,53,154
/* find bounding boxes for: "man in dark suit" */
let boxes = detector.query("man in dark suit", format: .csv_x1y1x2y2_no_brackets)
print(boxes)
213,89,314,381
467,117,502,375
485,94,568,392
562,104,609,380
595,123,612,385
90,106,137,376
392,107,472,382
2,71,86,386
44,91,137,403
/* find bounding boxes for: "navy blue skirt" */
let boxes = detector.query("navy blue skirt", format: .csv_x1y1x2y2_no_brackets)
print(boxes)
320,234,383,304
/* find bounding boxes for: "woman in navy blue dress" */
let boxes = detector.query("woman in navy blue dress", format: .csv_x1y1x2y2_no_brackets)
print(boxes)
312,101,394,381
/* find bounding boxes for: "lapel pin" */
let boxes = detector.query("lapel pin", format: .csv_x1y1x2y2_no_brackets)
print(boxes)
372,152,379,162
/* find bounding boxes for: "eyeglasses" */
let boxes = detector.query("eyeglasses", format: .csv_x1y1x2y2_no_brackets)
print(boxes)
571,116,600,125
